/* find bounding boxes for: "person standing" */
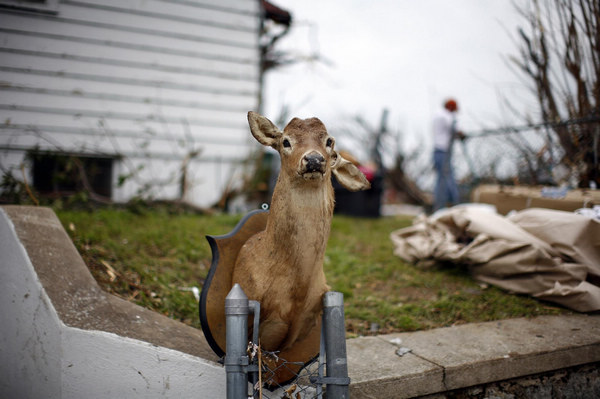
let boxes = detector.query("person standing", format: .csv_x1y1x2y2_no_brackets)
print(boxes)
432,99,465,212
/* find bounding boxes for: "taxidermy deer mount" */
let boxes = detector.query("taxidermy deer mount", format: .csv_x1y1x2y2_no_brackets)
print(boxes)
232,111,370,383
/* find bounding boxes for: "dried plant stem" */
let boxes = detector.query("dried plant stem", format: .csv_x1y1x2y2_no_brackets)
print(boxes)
20,164,39,206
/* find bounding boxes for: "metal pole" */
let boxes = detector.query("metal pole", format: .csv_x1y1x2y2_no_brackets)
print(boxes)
323,291,350,398
225,284,249,399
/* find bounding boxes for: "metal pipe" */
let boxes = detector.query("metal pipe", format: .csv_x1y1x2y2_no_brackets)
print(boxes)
323,291,350,398
225,283,249,399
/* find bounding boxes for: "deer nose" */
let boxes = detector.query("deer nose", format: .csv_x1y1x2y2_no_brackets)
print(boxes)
303,152,325,173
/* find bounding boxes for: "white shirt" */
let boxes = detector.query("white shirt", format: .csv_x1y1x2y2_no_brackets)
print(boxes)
432,108,458,151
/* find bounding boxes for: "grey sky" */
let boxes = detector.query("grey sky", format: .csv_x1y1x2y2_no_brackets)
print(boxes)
263,0,533,158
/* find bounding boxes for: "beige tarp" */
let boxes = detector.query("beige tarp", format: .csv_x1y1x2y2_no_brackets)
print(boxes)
390,206,600,312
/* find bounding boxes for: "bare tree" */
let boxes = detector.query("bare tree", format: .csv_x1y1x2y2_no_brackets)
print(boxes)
510,0,599,187
335,110,431,206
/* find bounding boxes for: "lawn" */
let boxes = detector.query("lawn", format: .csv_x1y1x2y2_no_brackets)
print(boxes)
56,207,570,337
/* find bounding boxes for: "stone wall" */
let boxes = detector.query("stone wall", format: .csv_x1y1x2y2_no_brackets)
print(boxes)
423,363,600,399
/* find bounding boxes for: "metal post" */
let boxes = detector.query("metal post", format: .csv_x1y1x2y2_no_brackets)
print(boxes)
323,291,351,398
225,284,249,399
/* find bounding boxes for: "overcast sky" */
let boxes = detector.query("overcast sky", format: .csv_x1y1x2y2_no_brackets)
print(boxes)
262,0,535,160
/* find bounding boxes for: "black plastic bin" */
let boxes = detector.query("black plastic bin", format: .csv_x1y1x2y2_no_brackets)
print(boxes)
333,174,383,218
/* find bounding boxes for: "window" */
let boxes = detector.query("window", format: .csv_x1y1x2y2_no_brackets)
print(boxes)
30,153,113,199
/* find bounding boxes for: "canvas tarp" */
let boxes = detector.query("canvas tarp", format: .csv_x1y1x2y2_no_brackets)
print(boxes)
390,206,600,312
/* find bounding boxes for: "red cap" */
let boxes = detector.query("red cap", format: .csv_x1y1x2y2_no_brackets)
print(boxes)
444,99,458,112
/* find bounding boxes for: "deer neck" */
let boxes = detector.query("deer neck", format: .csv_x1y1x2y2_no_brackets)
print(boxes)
266,178,334,267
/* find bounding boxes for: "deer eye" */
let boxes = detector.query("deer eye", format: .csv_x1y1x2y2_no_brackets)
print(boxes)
282,138,291,148
326,138,333,147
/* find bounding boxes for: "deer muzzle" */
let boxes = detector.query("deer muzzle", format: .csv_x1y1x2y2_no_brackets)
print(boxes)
301,151,326,179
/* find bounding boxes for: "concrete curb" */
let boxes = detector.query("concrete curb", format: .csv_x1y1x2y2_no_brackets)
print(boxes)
348,314,600,398
0,206,224,398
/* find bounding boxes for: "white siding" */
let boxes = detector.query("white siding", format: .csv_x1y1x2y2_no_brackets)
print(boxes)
0,0,261,207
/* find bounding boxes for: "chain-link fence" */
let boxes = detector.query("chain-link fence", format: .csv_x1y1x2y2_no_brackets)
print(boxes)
452,117,600,200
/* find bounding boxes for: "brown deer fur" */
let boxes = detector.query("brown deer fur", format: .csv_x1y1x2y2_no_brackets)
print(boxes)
232,112,370,354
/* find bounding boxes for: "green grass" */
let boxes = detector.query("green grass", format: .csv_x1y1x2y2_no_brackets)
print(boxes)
56,207,570,337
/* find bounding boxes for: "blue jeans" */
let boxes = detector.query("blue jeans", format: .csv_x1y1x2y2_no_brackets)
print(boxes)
433,149,459,211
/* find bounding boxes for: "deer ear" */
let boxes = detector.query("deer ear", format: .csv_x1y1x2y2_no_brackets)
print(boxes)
331,152,371,192
248,111,282,148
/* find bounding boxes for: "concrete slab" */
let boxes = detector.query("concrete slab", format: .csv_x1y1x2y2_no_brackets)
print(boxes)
0,206,225,398
347,314,600,397
1,205,218,362
394,314,600,390
347,336,444,398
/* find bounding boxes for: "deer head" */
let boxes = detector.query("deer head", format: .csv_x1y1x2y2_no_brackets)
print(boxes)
247,111,371,192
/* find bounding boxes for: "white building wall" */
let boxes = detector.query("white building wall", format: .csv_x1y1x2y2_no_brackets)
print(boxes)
0,0,261,207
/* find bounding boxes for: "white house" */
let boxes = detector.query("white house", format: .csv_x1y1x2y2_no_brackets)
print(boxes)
0,0,279,208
